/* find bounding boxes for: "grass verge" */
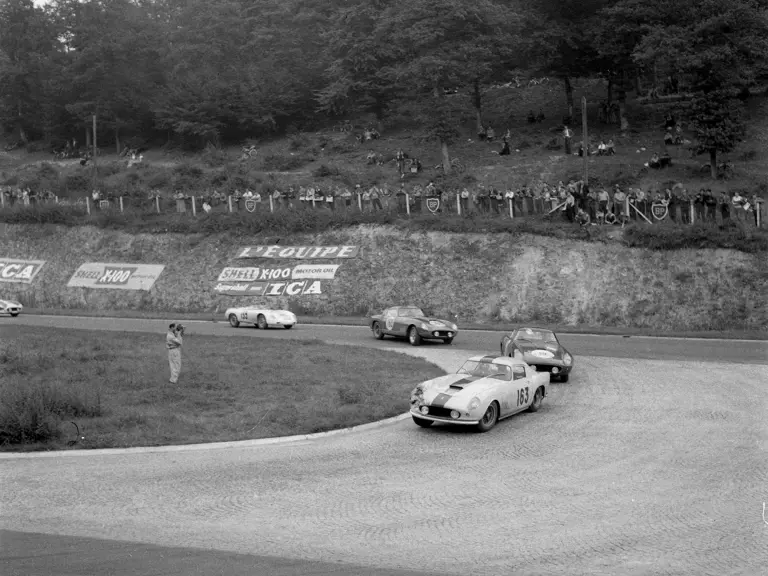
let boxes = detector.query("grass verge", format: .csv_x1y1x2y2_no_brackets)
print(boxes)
0,325,445,451
18,308,768,340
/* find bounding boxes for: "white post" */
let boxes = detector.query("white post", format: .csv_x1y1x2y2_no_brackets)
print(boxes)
456,193,461,215
228,195,233,212
358,194,363,211
55,195,58,204
191,196,196,216
119,196,124,212
756,200,762,228
406,194,410,216
312,196,316,209
690,200,694,225
269,195,274,213
0,192,4,208
509,198,514,218
86,196,91,215
155,196,160,213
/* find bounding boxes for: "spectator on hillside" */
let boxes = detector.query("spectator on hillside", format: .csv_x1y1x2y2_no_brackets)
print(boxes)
648,152,661,169
486,126,496,142
576,207,591,227
597,188,609,216
499,138,511,155
564,188,576,222
597,141,607,156
613,186,627,222
605,139,616,155
477,125,488,141
370,185,382,211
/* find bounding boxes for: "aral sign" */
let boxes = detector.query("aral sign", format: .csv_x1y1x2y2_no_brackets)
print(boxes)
237,245,359,259
0,259,46,283
67,263,165,291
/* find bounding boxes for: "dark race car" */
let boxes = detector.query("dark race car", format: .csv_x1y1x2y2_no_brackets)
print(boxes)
369,305,458,346
499,327,574,382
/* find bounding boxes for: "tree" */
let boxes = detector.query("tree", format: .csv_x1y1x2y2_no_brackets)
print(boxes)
630,0,768,178
378,0,520,173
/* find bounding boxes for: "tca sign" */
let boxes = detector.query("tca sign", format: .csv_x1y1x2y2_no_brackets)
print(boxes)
0,259,46,283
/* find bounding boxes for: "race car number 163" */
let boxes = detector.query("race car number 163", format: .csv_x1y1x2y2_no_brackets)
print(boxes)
517,387,529,406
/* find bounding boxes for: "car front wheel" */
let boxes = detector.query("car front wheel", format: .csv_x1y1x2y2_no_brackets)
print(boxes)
476,402,499,432
444,337,453,345
372,322,384,340
408,326,422,346
10,312,19,317
228,314,240,328
257,315,268,329
284,324,293,330
412,416,433,428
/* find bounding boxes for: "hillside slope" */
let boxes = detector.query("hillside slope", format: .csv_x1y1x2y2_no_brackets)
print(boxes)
1,224,765,331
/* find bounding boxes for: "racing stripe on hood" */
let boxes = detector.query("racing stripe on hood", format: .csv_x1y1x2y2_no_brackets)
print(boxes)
431,393,453,408
448,376,477,388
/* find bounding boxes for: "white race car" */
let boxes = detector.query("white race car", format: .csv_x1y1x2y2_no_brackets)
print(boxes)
410,355,550,432
0,298,23,317
225,306,297,329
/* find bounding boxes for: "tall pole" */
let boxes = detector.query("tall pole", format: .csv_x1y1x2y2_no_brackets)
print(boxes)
92,114,97,192
581,97,588,186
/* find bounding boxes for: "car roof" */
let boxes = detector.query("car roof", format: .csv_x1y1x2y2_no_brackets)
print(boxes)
466,355,526,367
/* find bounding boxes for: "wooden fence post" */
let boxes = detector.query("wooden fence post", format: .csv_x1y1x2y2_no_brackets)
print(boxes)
0,192,4,208
86,196,91,215
456,193,461,215
358,194,363,211
269,195,274,213
689,200,694,225
191,196,196,216
509,198,514,218
119,196,124,212
405,194,410,216
155,196,160,213
228,195,233,212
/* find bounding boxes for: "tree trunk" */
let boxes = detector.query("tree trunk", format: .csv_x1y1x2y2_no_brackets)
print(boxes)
16,101,28,143
709,149,717,180
115,126,121,155
473,79,483,134
618,76,629,132
85,125,91,148
374,100,385,133
607,78,613,105
564,77,574,120
441,139,451,174
634,73,641,95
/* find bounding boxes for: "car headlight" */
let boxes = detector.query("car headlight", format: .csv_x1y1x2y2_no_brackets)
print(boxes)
563,353,572,365
419,323,429,330
468,397,480,410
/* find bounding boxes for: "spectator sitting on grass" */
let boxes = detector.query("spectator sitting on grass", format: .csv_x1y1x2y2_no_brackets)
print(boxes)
477,125,488,141
597,140,607,155
648,152,661,169
499,138,511,155
575,207,591,227
605,139,616,155
486,125,496,142
202,200,211,213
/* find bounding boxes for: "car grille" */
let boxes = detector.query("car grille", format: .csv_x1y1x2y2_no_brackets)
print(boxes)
426,406,454,418
429,331,453,337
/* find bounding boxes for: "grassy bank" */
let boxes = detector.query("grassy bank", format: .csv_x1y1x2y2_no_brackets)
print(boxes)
1,223,766,332
0,325,444,451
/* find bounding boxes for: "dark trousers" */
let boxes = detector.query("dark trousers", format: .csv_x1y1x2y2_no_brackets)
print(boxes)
460,197,469,213
565,137,572,155
372,198,382,210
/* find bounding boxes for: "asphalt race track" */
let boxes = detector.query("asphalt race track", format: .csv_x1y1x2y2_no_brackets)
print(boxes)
2,314,767,576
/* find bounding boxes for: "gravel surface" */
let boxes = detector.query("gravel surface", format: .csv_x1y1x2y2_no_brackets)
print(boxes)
2,337,766,576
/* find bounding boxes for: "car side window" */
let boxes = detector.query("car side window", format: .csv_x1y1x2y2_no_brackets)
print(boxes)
512,365,526,381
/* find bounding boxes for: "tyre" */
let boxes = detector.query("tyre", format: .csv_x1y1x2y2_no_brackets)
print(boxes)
408,326,422,346
528,387,544,412
476,402,499,432
248,150,258,158
228,314,240,328
412,416,433,428
559,373,569,383
283,324,293,330
444,337,453,345
10,312,19,317
372,322,384,340
257,314,268,330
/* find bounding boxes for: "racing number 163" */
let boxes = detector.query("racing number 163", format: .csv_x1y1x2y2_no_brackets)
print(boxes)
517,387,529,406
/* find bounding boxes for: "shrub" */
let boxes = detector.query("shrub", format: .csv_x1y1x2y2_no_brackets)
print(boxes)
313,164,343,178
64,173,91,194
329,140,356,154
200,143,229,168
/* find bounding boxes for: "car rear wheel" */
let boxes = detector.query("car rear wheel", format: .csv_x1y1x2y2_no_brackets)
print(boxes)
228,314,240,328
257,315,268,329
10,312,19,317
444,337,453,345
408,326,422,346
528,387,544,412
372,322,384,340
284,324,293,330
412,416,433,428
476,402,499,432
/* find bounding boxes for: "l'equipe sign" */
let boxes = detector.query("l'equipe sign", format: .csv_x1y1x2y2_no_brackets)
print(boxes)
236,245,359,259
214,280,323,296
0,258,46,283
217,265,340,282
67,263,165,291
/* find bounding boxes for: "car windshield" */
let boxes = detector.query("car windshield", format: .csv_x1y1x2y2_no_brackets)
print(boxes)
457,360,512,380
514,329,557,343
398,307,425,317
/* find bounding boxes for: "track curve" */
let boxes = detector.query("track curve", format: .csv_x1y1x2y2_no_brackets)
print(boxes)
1,315,767,576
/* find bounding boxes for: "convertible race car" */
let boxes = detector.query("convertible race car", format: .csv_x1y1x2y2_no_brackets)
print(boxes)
410,355,549,432
500,327,574,382
0,298,22,317
225,306,297,329
369,305,458,346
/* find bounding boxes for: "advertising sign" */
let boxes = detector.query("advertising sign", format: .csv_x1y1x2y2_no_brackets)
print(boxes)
214,280,322,296
651,202,669,220
237,245,359,259
290,264,340,280
0,258,46,283
217,267,293,282
426,198,440,213
67,263,165,290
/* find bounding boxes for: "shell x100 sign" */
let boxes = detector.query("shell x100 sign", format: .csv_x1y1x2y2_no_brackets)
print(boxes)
0,259,46,283
67,263,165,291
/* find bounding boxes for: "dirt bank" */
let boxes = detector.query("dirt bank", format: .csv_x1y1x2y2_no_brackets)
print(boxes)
1,223,765,331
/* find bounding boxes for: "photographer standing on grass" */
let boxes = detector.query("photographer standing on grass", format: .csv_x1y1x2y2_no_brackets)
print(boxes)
166,323,184,384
